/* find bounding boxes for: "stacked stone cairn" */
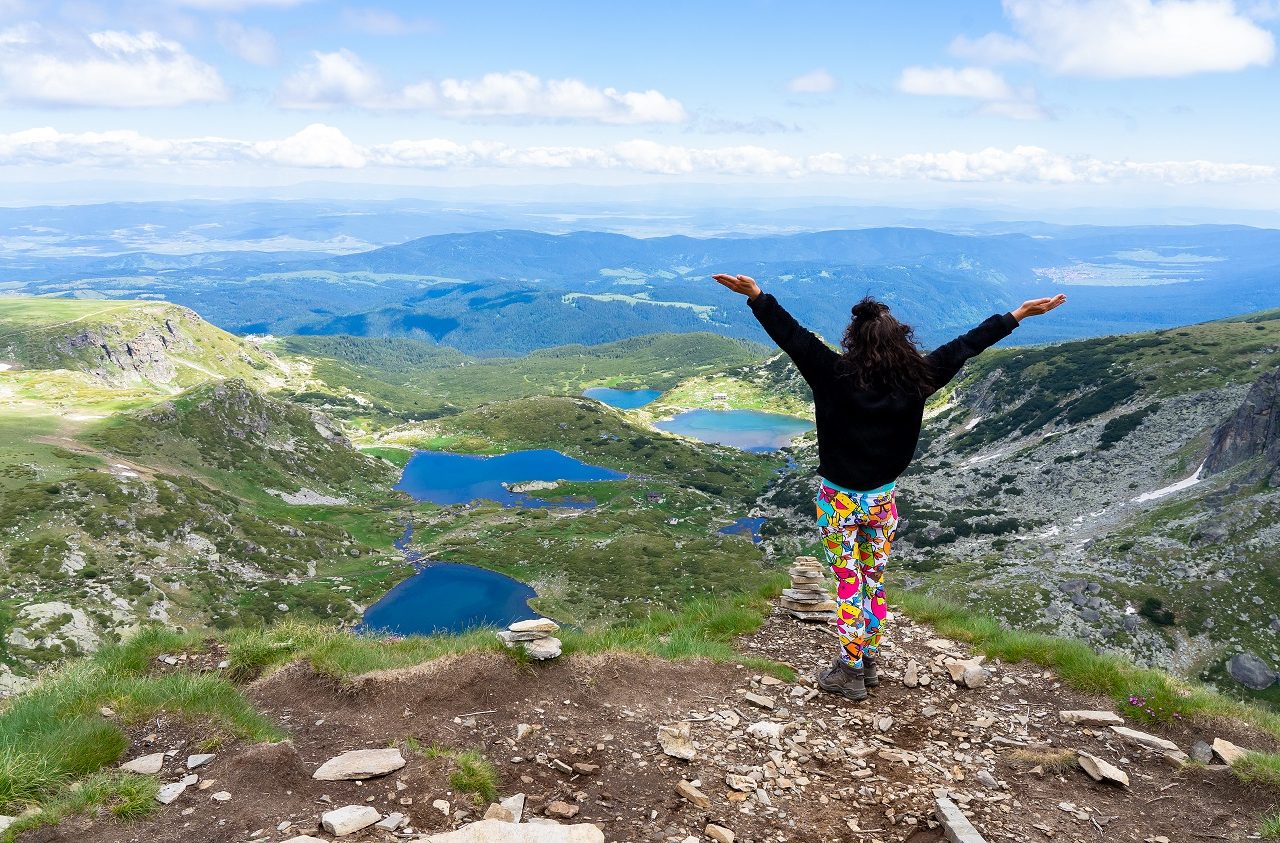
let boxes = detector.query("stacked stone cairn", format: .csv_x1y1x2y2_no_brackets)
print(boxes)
781,555,837,622
496,617,562,660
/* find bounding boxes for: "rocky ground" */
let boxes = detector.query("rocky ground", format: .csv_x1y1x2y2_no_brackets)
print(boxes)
21,603,1280,843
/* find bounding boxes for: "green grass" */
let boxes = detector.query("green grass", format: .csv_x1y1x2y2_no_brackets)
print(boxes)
1234,752,1280,789
0,770,158,842
897,590,1280,739
404,740,499,806
0,628,282,814
1261,811,1280,839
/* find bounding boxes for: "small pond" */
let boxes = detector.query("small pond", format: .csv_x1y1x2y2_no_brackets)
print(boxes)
718,516,767,544
655,409,813,452
582,387,663,408
361,561,539,636
394,448,626,506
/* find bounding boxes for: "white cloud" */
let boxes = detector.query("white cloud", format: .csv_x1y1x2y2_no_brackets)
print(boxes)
966,0,1275,77
787,68,838,94
897,65,1047,120
0,25,227,107
217,20,277,66
1,125,1274,187
275,49,382,109
898,66,1014,99
275,53,687,124
341,8,437,36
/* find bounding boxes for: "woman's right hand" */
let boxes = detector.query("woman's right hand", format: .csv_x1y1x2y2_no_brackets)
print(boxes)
711,274,762,301
1012,293,1067,322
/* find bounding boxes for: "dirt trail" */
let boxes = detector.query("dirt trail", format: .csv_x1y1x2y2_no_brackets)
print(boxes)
24,605,1278,843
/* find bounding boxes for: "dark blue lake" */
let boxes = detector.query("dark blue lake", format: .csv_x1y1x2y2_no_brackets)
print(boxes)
583,387,662,408
394,448,626,506
361,562,539,635
719,516,767,544
655,409,813,452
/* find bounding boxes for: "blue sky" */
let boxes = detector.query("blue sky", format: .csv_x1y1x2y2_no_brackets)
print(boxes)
1,0,1278,207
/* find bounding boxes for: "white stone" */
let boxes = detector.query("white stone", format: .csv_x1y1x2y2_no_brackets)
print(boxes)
280,837,327,843
0,816,16,833
1077,752,1129,787
321,805,381,836
658,723,697,761
186,753,215,769
500,792,526,823
210,791,231,802
155,781,188,805
523,637,562,660
1059,710,1123,726
935,796,988,843
510,618,560,634
417,819,604,842
120,753,165,775
1110,725,1179,752
313,747,406,781
376,812,407,831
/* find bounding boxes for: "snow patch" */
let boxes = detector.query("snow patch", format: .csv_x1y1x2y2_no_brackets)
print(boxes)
1131,463,1205,504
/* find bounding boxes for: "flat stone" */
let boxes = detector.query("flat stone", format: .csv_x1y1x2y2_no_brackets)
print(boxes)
120,753,165,775
1212,737,1248,765
500,792,526,823
1058,710,1123,726
155,781,188,804
725,773,756,792
484,803,515,822
281,837,327,843
376,812,407,831
705,824,735,843
1163,750,1189,768
524,637,563,660
658,723,696,760
935,796,988,843
313,747,406,781
497,630,548,643
509,618,560,634
1110,725,1178,752
186,753,215,769
417,820,604,843
676,780,710,808
210,791,231,802
1077,752,1129,787
743,692,775,710
780,598,837,612
545,800,579,819
1228,652,1277,690
321,805,381,836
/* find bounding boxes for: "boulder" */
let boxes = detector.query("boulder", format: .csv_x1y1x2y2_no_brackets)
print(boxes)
1227,652,1277,691
313,747,406,781
1077,752,1129,787
417,820,604,843
321,805,381,836
120,753,165,775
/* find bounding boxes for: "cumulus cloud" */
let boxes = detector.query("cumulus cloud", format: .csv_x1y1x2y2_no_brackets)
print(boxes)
897,66,1046,120
275,52,687,124
962,0,1275,77
0,124,1274,187
0,24,227,107
787,68,838,94
216,20,278,66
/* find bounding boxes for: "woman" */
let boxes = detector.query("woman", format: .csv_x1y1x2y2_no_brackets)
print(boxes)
712,273,1066,701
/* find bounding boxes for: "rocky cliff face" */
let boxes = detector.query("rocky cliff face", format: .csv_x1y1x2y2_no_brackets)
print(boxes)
1205,365,1280,481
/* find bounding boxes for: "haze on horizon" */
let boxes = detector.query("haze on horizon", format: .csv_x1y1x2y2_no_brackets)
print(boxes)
0,0,1278,215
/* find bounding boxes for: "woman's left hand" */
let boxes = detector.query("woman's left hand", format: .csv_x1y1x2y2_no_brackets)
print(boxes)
711,274,762,300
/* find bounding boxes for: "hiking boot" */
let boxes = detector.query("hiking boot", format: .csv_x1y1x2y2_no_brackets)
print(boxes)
815,660,868,701
864,655,880,688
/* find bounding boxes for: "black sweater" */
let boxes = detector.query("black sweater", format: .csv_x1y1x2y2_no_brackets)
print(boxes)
748,293,1019,491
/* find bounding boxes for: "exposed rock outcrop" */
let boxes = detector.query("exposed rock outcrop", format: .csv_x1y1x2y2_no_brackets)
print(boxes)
1205,366,1280,481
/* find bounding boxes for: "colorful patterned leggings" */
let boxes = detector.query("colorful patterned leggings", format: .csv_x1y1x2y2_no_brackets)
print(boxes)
815,478,899,668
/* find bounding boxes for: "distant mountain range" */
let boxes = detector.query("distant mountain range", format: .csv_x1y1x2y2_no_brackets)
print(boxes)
5,215,1280,354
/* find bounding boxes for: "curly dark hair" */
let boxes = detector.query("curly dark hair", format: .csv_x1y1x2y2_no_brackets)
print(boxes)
837,296,936,396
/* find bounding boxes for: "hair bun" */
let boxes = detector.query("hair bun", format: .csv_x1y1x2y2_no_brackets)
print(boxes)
851,298,887,320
